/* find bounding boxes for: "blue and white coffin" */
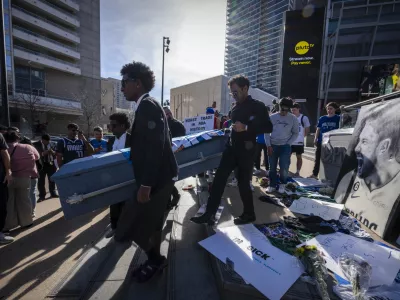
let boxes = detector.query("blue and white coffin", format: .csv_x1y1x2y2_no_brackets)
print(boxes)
52,130,229,219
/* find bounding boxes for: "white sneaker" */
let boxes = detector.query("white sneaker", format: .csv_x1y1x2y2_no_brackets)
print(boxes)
0,232,14,244
278,184,286,194
227,178,238,187
105,228,115,239
250,182,254,192
266,186,276,193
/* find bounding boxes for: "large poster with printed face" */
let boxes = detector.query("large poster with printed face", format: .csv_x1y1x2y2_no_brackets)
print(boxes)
334,99,400,239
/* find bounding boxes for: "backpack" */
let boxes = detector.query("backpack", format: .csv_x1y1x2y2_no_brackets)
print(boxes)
300,115,305,128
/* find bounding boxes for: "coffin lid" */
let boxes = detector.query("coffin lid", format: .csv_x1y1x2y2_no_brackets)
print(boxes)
52,149,131,180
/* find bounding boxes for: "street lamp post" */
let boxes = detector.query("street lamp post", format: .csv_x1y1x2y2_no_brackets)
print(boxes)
161,36,170,107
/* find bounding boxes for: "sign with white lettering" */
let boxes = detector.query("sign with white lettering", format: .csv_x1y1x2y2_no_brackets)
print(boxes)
301,232,400,286
288,197,344,220
183,114,214,134
199,225,304,300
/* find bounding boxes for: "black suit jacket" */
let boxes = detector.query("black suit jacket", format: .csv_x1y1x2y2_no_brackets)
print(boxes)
107,132,131,152
168,118,186,138
130,95,178,192
32,140,47,170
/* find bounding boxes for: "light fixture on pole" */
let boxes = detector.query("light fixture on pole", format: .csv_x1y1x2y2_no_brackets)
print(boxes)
161,36,170,107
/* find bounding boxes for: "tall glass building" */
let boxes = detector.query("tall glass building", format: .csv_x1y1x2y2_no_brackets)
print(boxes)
224,0,303,96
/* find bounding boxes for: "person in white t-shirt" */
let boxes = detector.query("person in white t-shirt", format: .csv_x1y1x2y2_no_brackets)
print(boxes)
290,103,310,177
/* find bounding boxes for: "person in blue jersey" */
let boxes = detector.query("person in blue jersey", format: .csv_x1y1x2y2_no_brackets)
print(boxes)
309,102,341,179
90,126,108,154
56,123,94,167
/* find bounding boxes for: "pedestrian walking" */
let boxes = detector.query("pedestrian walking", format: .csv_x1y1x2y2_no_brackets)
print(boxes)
104,112,131,239
191,75,272,225
163,106,186,210
33,134,58,202
3,130,39,231
0,133,14,244
265,97,299,193
309,102,341,179
290,103,310,177
114,61,178,283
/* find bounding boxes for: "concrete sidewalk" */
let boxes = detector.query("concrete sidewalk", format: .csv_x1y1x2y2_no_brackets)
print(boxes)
0,196,109,300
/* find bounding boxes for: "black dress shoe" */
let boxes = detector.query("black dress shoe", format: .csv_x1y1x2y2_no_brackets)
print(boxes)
234,214,256,225
51,193,59,198
38,197,46,202
190,212,215,225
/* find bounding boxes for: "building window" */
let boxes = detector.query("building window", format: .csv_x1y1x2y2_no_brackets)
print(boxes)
15,66,46,95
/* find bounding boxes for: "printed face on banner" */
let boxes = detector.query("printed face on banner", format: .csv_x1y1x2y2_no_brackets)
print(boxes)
334,100,400,238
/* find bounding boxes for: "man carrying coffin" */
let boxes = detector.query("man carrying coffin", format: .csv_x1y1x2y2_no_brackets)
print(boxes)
191,75,272,225
114,61,178,283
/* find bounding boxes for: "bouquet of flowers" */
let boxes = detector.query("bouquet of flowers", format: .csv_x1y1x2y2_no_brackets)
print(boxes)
295,245,330,300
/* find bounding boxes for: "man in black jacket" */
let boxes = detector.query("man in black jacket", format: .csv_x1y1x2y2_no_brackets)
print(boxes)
191,75,273,225
163,106,186,209
104,112,132,238
114,61,178,283
33,134,57,201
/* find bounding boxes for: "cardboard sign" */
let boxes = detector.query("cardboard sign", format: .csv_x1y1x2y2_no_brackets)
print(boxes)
301,232,400,287
334,100,400,238
199,225,304,300
288,197,344,220
184,114,214,134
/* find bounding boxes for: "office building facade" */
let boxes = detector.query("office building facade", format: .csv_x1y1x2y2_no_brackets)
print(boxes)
0,0,101,135
106,77,132,110
224,0,308,96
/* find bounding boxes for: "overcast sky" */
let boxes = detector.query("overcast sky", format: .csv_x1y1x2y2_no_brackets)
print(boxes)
100,0,227,101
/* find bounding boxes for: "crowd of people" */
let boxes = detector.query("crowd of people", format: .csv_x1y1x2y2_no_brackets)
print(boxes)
0,60,342,284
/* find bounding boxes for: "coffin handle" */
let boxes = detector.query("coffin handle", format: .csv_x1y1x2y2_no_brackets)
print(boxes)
65,179,136,205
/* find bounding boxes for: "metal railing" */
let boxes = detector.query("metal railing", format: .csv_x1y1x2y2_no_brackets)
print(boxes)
40,0,78,20
14,45,80,67
13,25,79,51
12,5,79,36
342,90,400,110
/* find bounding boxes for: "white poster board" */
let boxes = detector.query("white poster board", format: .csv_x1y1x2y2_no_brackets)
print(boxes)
288,197,344,220
199,225,304,300
301,232,400,287
184,114,214,134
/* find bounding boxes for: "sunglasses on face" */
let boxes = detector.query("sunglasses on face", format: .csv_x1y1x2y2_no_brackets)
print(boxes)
109,123,120,129
70,128,78,132
230,91,239,97
121,78,135,88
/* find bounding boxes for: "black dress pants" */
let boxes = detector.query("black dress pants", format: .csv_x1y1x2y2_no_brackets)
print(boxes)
312,143,322,176
114,181,174,251
206,144,255,216
254,143,269,170
38,162,57,198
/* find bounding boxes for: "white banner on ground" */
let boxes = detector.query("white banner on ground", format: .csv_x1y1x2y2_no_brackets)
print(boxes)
199,225,304,300
301,232,400,287
293,177,326,187
184,114,214,134
288,197,344,220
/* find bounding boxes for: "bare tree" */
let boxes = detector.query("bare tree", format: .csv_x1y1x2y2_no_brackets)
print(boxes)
14,91,52,138
72,88,102,137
